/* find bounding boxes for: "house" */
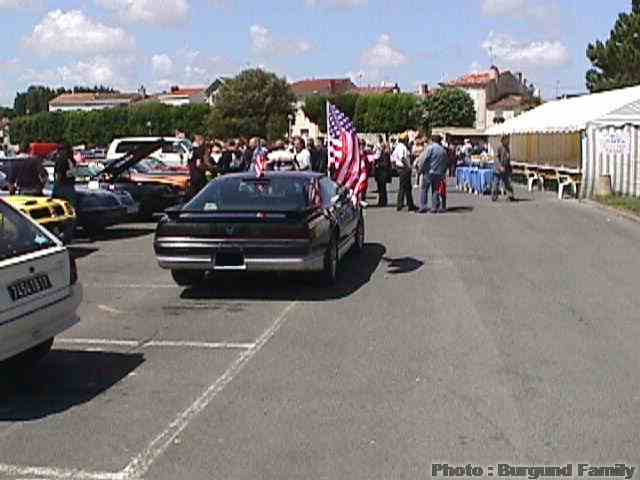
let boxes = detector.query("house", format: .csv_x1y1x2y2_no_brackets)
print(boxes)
48,92,142,112
157,86,207,107
442,66,537,130
289,78,401,139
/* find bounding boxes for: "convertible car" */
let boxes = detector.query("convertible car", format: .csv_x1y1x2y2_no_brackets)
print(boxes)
80,142,184,218
154,171,365,287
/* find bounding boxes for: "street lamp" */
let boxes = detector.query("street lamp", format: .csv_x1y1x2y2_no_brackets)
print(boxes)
146,121,152,136
288,113,294,139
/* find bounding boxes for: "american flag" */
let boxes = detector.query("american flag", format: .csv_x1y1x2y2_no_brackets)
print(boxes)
327,103,368,201
254,147,268,178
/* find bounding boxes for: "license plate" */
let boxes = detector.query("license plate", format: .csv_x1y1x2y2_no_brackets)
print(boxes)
215,252,245,268
8,274,53,302
127,205,139,214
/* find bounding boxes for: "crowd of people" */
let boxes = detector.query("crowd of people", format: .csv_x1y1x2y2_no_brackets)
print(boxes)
4,132,515,213
185,135,330,200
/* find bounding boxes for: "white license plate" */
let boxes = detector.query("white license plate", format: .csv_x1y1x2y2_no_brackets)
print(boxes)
8,274,53,302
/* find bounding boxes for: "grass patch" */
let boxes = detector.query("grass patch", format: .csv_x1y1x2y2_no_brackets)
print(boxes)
595,194,640,216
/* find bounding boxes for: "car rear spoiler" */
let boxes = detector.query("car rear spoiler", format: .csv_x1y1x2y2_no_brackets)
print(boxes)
163,207,315,221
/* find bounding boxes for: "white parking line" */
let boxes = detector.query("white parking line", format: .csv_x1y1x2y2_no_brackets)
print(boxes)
0,464,124,480
56,338,255,350
121,301,299,479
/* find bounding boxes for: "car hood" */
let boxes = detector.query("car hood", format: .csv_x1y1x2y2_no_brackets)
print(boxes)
98,140,170,178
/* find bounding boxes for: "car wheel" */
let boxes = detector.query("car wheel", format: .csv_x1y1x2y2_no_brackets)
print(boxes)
320,233,339,286
171,270,206,287
352,214,365,254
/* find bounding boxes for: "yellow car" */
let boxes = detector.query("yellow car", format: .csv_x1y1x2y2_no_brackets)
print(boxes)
1,195,76,244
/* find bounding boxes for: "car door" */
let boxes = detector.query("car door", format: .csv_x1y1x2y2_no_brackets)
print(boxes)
319,178,356,253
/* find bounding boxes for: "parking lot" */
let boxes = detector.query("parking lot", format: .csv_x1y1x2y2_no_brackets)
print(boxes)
3,185,640,479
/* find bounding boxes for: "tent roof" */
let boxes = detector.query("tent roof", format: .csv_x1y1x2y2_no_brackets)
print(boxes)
485,85,640,136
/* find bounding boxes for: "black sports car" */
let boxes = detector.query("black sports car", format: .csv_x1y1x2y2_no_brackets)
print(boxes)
154,171,365,286
79,141,184,218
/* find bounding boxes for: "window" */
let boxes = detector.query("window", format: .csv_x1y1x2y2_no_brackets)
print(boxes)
319,177,338,208
0,201,55,262
187,176,311,212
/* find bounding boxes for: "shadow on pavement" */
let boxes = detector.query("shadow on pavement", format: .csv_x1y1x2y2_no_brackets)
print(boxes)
75,226,155,243
68,246,100,260
383,256,425,274
0,350,144,421
181,243,386,302
443,206,474,213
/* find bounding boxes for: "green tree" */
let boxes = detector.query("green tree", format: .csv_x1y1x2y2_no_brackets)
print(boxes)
13,86,67,116
419,88,475,131
301,93,359,134
586,1,640,92
0,107,15,119
353,94,419,134
207,68,295,140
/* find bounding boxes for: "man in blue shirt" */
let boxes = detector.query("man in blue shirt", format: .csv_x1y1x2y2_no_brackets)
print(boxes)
419,134,448,213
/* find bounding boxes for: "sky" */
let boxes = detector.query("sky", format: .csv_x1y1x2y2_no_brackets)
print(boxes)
0,0,633,107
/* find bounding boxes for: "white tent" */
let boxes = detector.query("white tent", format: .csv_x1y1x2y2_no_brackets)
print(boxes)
485,85,640,198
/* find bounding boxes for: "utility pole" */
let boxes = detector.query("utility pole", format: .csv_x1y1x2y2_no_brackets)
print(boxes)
555,80,560,99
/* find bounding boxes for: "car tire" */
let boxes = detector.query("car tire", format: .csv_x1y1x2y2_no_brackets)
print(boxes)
171,270,206,287
352,213,365,254
320,232,339,286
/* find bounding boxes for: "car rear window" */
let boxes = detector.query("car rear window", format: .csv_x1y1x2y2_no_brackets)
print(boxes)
0,201,56,262
187,177,312,212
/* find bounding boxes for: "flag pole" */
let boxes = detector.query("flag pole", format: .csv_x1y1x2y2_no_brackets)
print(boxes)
326,100,331,177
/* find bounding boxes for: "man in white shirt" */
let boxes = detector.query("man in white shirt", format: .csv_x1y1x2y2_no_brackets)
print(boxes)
293,137,311,171
391,136,416,211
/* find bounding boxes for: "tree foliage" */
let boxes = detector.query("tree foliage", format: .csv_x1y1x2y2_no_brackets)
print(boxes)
206,69,295,140
12,84,122,116
302,93,359,133
419,88,476,130
9,104,210,147
586,1,640,92
0,107,15,119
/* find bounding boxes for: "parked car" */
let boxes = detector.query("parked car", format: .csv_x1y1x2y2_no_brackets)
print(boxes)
0,197,82,366
130,158,190,192
1,194,76,244
154,171,365,287
106,137,192,168
81,142,184,218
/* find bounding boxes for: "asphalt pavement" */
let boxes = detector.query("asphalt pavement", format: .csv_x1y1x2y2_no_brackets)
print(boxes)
2,179,640,479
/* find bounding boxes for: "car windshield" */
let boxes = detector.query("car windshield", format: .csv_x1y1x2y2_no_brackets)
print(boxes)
187,176,312,212
0,201,56,262
115,141,161,154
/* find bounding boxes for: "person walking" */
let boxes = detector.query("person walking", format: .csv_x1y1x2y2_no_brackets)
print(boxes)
426,134,449,213
492,135,515,202
52,143,77,209
392,135,416,211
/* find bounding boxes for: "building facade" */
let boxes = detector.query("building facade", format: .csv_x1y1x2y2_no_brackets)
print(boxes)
157,87,207,107
443,66,536,131
49,93,142,112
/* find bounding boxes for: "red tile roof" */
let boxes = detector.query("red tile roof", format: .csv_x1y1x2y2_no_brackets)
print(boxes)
446,72,494,88
49,93,140,105
163,87,206,97
290,79,356,97
350,85,400,95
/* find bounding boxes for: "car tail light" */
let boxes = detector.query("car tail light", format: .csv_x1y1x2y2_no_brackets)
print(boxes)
68,254,78,285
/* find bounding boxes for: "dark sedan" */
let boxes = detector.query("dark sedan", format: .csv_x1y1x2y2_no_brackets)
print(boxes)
154,172,365,286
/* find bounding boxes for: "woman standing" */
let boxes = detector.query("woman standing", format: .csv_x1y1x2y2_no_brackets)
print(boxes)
52,144,77,209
